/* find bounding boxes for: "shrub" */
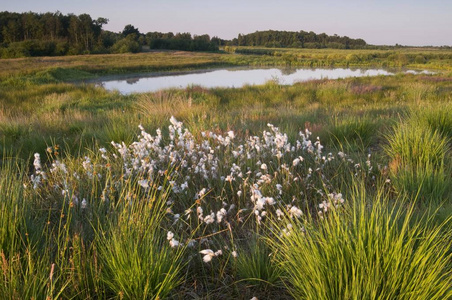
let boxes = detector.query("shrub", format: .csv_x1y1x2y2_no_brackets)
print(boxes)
415,55,426,64
111,37,140,54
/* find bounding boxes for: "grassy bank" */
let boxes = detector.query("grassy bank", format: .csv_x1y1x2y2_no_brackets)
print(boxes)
2,68,452,162
1,49,452,299
224,46,452,70
2,47,452,80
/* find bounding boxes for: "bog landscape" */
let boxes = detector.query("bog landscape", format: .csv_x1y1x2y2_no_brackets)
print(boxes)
0,10,451,299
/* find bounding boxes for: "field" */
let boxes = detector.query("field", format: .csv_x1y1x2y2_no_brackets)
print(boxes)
1,48,452,299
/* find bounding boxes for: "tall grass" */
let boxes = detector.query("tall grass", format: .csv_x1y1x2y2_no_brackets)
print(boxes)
1,49,452,298
97,181,186,299
411,102,452,139
327,115,378,152
384,120,451,202
0,158,66,299
0,151,188,299
235,235,282,289
267,183,452,300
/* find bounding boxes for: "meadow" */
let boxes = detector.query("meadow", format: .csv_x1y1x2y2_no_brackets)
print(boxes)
1,48,452,299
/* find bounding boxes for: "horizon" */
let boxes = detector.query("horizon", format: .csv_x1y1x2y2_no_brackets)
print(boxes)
2,0,451,47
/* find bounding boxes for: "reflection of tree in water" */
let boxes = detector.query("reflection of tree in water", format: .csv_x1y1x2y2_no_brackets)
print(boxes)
126,78,140,85
280,68,297,75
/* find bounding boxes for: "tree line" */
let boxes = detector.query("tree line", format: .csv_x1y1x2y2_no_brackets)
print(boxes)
229,30,367,49
0,11,369,58
0,11,221,58
0,11,112,57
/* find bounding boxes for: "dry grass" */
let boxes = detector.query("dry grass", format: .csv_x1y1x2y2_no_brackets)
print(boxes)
0,51,227,78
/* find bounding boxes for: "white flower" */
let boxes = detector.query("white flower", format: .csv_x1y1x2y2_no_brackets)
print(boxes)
169,238,179,248
199,248,223,263
216,208,227,223
255,197,266,210
203,212,215,224
225,175,234,182
231,251,238,258
260,163,268,170
33,153,42,171
167,231,174,241
200,249,215,263
265,197,275,205
138,179,149,188
197,188,207,198
81,198,87,209
319,200,329,212
292,156,304,166
180,181,188,190
197,206,204,220
289,206,303,218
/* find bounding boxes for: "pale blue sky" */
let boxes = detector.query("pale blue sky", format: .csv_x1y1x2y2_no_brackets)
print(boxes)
3,0,451,46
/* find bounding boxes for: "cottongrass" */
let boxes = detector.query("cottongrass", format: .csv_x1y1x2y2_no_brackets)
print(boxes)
0,117,397,298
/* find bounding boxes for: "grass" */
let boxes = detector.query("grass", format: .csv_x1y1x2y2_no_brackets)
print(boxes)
224,46,452,70
3,71,452,163
267,183,452,300
0,153,190,299
235,235,282,290
0,48,452,298
411,102,452,139
96,183,186,299
384,119,451,202
326,115,379,152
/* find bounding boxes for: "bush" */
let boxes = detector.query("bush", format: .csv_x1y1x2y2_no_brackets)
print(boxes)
1,43,30,58
415,55,426,64
111,37,140,53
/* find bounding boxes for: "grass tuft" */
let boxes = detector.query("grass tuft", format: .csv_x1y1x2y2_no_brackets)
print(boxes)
267,183,452,300
384,120,451,202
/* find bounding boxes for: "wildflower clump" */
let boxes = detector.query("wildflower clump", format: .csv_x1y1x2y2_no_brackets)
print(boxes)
22,117,383,298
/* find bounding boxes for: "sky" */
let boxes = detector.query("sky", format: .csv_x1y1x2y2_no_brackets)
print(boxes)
2,0,451,46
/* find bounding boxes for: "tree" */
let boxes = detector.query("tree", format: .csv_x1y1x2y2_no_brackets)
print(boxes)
2,19,21,43
122,24,140,37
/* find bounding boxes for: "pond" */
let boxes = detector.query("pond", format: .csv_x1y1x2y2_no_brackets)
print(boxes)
90,67,432,94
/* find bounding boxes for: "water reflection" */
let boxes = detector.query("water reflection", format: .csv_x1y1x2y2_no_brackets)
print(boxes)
90,67,431,94
126,78,140,85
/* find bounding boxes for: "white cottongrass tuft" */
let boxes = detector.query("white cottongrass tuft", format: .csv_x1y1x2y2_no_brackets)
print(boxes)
200,249,223,263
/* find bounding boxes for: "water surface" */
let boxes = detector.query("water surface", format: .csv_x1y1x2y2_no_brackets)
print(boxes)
92,67,431,94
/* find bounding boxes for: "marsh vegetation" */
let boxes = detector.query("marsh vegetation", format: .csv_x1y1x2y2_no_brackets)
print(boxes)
1,48,452,299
